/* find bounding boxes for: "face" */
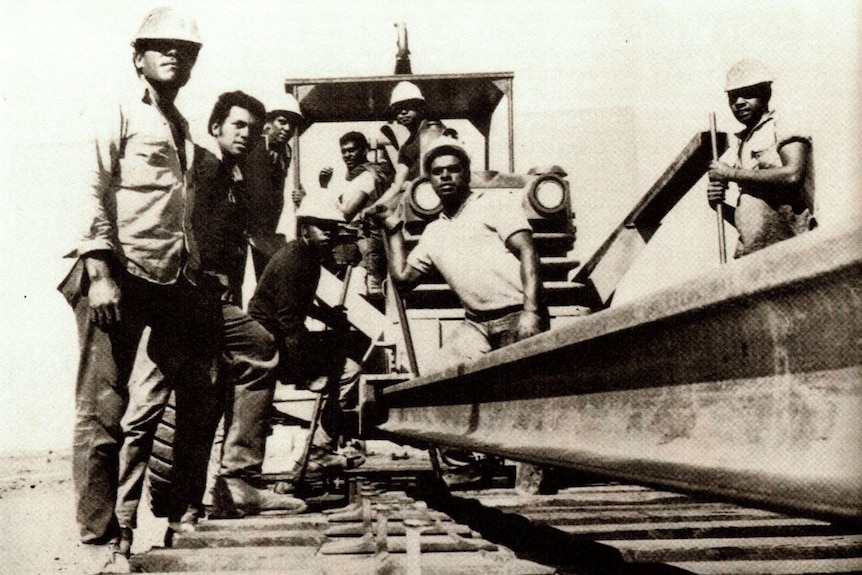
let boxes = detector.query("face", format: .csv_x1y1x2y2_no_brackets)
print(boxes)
301,220,339,252
727,86,769,127
340,140,367,170
393,104,420,130
266,114,295,144
134,39,199,89
212,106,262,159
428,154,469,200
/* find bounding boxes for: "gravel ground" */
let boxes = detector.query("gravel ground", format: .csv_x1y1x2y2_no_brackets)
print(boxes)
0,449,164,575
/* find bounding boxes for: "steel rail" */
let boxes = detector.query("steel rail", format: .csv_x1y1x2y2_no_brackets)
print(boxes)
375,225,862,521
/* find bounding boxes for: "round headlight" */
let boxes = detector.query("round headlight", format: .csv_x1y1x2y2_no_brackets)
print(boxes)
528,177,567,215
409,178,442,217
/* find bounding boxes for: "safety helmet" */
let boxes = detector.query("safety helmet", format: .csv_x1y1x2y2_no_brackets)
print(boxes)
421,136,471,177
389,81,425,108
132,7,202,47
295,192,346,224
725,59,773,92
270,93,304,120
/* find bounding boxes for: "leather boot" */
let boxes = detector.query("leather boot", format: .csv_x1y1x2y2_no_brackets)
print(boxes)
220,476,307,514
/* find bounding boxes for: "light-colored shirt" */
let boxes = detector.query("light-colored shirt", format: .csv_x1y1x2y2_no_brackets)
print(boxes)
77,77,196,284
334,169,377,222
721,110,815,257
406,190,530,313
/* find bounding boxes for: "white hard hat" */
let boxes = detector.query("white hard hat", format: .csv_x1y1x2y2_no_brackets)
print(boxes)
421,136,471,176
132,7,202,46
390,81,425,108
270,93,303,119
295,193,346,224
725,59,773,92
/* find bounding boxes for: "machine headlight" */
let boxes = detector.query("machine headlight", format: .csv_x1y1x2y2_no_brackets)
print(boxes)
528,176,567,215
409,178,442,217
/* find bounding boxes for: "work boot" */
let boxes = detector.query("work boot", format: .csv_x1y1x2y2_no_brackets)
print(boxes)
218,476,308,514
99,528,132,573
307,446,366,473
164,505,201,547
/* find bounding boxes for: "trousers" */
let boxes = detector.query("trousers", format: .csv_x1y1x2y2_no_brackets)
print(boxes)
115,302,277,526
62,260,220,541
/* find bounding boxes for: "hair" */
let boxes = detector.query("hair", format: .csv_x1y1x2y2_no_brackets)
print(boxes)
207,91,266,135
424,146,472,178
266,110,302,124
339,131,369,151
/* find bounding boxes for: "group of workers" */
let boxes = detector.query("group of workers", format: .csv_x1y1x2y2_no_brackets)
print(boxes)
59,6,814,573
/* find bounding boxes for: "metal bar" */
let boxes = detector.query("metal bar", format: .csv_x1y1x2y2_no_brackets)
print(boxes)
507,77,515,173
710,113,727,264
296,266,353,486
573,131,728,309
291,85,301,192
376,226,862,521
380,233,420,375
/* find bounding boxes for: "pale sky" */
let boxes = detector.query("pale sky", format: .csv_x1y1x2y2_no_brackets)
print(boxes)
1,0,859,453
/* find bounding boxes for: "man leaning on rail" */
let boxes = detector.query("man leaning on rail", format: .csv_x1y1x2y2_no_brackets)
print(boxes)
372,136,550,488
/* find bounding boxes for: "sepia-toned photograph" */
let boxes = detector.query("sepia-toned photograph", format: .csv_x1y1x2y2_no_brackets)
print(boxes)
1,1,860,573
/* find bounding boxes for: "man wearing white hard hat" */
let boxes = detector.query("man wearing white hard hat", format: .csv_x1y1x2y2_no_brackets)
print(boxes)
238,194,366,483
246,93,305,278
359,81,429,220
708,59,815,257
57,6,215,569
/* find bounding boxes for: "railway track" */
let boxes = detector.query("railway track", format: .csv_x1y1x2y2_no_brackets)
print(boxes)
124,453,862,575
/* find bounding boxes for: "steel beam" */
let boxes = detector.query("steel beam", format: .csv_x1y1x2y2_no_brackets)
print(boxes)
377,226,862,521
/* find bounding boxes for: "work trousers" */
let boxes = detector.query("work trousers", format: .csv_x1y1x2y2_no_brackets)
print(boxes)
312,357,361,451
116,302,276,527
63,262,219,541
358,227,386,290
217,303,279,478
432,311,530,368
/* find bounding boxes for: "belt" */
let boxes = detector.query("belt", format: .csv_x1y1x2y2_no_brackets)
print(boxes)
465,305,524,323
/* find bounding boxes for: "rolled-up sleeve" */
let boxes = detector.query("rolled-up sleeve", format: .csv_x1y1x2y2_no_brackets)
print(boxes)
77,103,123,257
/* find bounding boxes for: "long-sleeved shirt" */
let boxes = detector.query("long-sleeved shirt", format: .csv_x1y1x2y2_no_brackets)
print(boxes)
245,135,291,237
190,146,249,303
248,240,348,382
76,76,197,284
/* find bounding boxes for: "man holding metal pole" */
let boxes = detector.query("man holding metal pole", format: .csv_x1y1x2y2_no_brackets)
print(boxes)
707,59,815,258
239,194,367,492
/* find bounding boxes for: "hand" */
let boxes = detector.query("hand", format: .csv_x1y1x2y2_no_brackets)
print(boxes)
330,304,350,331
707,180,727,208
291,186,305,207
358,203,386,223
319,167,334,189
88,275,122,327
516,310,545,341
708,160,736,183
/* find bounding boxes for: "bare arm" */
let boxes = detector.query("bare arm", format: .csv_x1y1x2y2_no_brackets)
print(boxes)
709,141,809,191
505,230,547,339
361,162,410,218
384,223,424,289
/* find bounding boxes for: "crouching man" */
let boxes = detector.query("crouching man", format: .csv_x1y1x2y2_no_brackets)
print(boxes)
210,194,365,514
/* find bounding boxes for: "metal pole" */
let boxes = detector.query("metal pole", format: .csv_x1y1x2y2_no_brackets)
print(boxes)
380,233,420,376
709,113,727,264
507,78,515,173
295,266,353,486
